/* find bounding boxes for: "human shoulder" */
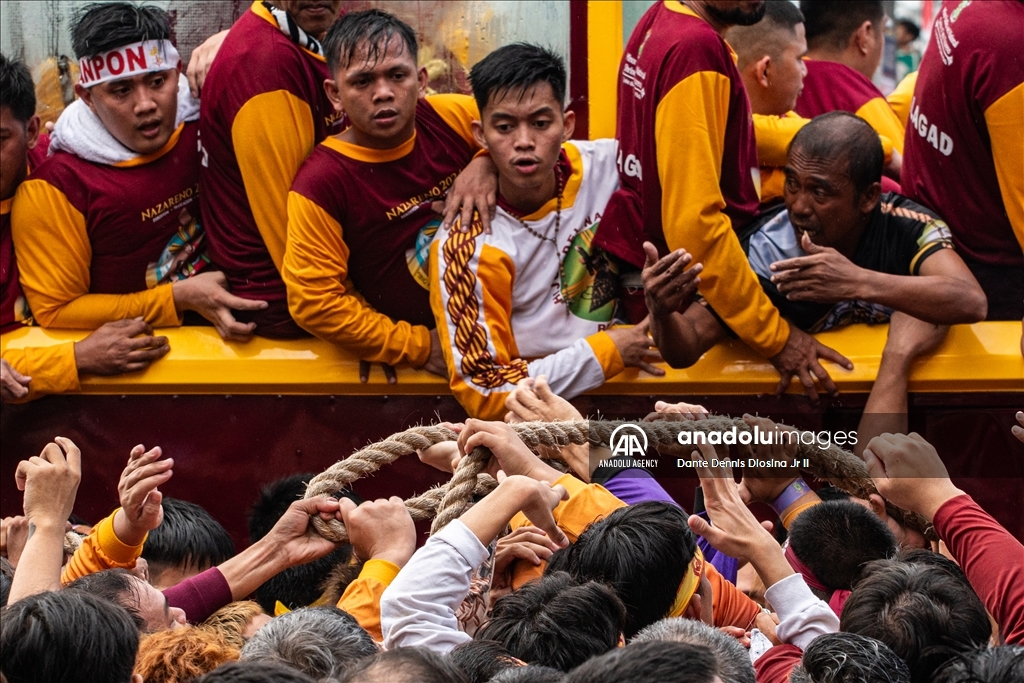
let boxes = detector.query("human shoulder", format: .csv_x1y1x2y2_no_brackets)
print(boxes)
289,141,353,209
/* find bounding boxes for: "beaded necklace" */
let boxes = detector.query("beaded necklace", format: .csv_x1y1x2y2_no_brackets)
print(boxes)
511,166,564,250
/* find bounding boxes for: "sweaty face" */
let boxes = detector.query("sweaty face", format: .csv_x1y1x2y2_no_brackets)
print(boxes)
770,24,808,114
274,0,342,39
783,147,863,249
132,576,187,632
0,107,37,200
475,82,572,204
705,0,767,27
79,68,180,156
328,38,425,150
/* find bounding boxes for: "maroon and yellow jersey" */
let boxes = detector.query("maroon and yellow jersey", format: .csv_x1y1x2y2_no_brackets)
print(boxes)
598,0,789,358
11,122,206,329
902,0,1024,270
795,59,906,153
199,1,344,308
283,95,479,367
0,201,27,334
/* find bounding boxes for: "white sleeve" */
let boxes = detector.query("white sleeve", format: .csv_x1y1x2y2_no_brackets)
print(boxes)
527,337,608,400
380,519,489,653
764,573,840,651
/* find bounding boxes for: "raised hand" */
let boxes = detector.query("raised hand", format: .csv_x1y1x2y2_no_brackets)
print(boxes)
641,241,702,318
172,271,268,342
736,415,801,506
861,432,964,522
339,496,417,567
456,419,563,484
769,232,868,304
113,445,174,547
605,318,666,376
16,437,82,528
0,516,30,567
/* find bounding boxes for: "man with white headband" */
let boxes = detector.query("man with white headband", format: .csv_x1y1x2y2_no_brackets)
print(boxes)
12,3,266,342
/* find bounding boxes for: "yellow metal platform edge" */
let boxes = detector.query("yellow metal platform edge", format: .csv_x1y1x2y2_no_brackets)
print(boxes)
1,322,1021,396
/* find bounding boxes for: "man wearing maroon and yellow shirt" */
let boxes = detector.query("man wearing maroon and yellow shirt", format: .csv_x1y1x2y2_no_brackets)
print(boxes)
199,1,345,338
599,0,850,400
283,10,484,377
902,0,1024,320
795,1,905,153
1,52,170,403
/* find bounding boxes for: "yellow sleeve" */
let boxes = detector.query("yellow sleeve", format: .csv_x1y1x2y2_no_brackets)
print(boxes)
336,559,400,642
282,191,431,366
759,167,787,205
887,71,918,129
509,473,626,589
854,97,906,154
233,90,317,272
425,94,482,149
11,180,180,329
985,82,1024,252
1,342,80,401
658,73,790,357
61,509,145,585
586,330,626,378
752,112,807,168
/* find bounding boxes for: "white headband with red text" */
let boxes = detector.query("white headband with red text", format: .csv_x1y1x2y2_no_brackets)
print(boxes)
78,39,180,88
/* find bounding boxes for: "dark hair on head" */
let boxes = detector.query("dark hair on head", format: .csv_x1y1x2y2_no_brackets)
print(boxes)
448,639,519,683
489,666,565,683
142,498,235,581
546,501,698,638
64,567,146,631
469,43,567,115
240,605,377,679
338,647,470,683
896,19,921,41
195,660,317,683
0,53,36,123
249,473,354,612
790,632,911,683
725,1,806,68
894,547,971,586
841,560,992,683
0,590,140,683
563,641,719,683
632,618,755,683
799,1,885,52
70,2,171,60
476,572,625,672
0,570,11,608
789,500,897,593
322,8,418,75
932,646,1024,683
789,111,884,195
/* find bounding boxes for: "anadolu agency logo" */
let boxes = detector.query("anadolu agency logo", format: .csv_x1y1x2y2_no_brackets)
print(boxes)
599,424,660,469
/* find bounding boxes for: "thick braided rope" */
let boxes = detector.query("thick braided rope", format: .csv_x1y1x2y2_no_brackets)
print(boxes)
442,214,529,389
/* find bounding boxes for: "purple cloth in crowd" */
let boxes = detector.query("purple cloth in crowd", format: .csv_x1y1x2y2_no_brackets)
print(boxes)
604,468,739,584
163,566,233,624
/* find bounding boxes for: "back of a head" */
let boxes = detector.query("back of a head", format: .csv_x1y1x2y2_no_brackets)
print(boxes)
203,600,269,650
240,606,377,679
841,560,991,683
932,646,1024,683
143,498,235,587
248,474,353,612
449,639,520,683
64,567,146,630
632,618,755,683
0,53,36,123
70,2,171,60
196,661,317,683
789,112,883,194
799,1,884,53
563,641,719,683
489,666,565,683
895,20,921,42
476,571,625,671
0,590,139,683
322,8,418,75
788,632,911,683
549,501,697,637
136,626,241,683
339,647,470,683
725,0,805,68
789,500,897,592
0,567,11,608
468,43,567,115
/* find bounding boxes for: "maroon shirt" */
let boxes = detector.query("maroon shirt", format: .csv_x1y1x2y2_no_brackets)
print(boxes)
795,59,885,118
0,203,26,333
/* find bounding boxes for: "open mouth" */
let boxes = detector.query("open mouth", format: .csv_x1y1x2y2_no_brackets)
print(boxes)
137,120,162,138
373,109,399,126
512,158,541,174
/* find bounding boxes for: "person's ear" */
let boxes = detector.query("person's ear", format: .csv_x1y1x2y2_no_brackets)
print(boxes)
417,65,429,98
854,20,874,56
25,115,40,150
755,55,772,88
471,120,488,151
323,78,343,114
683,592,703,621
859,181,882,214
75,83,96,112
867,493,889,519
561,109,576,142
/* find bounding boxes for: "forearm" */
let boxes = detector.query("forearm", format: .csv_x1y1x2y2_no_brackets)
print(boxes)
31,286,181,330
216,538,284,601
8,519,65,603
1,343,80,401
856,353,911,456
649,312,705,368
764,573,840,649
459,479,536,546
748,539,797,590
857,273,983,324
528,337,614,399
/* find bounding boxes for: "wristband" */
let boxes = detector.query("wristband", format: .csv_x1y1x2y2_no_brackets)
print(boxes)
770,478,811,516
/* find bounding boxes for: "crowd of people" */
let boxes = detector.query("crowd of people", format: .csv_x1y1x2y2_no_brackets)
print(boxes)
0,0,1022,681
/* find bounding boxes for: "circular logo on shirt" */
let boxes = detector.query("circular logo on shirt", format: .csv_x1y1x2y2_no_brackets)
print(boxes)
559,223,618,322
